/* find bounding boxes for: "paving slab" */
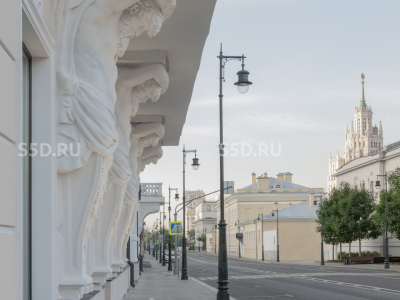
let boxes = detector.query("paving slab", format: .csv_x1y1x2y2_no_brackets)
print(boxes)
123,255,229,300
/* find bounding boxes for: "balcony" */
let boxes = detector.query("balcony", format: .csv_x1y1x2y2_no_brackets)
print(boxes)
137,183,165,234
141,183,163,197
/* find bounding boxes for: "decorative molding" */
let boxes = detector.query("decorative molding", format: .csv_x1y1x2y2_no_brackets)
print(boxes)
22,0,54,57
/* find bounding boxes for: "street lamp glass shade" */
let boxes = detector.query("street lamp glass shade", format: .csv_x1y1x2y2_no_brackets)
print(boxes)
175,193,179,201
237,85,249,94
234,69,252,94
192,157,200,170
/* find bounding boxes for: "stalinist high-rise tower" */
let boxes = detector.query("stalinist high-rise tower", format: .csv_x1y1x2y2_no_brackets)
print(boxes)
328,74,384,192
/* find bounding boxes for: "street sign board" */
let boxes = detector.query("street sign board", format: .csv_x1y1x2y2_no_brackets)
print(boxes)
155,240,159,244
169,221,182,235
151,244,154,250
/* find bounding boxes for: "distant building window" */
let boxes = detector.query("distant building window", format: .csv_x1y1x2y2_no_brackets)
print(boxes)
207,205,211,211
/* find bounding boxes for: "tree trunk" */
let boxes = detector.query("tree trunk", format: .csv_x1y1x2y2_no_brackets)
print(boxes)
340,243,342,261
359,240,361,257
349,242,351,257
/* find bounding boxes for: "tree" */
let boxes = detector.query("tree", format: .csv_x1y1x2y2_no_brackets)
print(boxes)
375,167,400,238
197,233,206,243
188,229,195,239
341,184,381,256
316,184,353,261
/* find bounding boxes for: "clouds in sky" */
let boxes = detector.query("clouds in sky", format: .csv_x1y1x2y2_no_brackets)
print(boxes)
141,0,400,227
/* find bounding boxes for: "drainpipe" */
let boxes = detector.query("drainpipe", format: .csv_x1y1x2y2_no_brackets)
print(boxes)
127,236,135,288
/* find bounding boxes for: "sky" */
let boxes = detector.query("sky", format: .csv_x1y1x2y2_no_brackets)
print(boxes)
142,0,400,229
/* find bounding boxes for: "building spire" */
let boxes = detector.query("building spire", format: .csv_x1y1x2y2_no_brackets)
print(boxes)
360,73,367,109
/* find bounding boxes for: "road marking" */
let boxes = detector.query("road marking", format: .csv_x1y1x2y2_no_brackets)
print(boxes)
367,274,400,280
190,277,239,300
255,285,260,287
296,276,400,296
197,272,400,281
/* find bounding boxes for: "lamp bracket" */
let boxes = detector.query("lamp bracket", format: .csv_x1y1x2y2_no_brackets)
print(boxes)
221,57,243,82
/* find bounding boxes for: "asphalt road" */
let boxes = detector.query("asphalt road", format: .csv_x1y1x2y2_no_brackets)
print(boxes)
185,251,400,300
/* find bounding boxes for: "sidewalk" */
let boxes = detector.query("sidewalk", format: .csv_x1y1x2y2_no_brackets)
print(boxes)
123,255,223,300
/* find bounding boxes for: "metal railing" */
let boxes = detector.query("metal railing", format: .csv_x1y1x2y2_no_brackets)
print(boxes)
140,183,163,196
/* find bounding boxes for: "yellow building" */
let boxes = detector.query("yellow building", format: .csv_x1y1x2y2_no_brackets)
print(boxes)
215,172,326,261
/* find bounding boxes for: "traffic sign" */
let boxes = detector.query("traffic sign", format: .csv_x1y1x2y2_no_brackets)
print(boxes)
169,221,183,236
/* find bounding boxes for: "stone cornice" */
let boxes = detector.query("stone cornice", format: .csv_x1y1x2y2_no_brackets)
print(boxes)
22,0,54,57
335,147,400,176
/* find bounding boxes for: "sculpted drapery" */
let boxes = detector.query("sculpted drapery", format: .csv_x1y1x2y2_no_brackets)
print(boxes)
53,0,175,172
52,0,176,297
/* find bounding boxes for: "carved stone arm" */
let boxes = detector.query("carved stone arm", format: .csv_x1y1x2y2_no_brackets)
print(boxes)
130,123,165,141
116,64,169,93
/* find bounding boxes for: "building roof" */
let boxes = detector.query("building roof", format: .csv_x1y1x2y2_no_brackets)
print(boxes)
262,201,320,221
241,177,308,190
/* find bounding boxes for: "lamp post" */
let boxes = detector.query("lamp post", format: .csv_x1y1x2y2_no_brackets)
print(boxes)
168,186,179,271
152,230,155,257
376,174,390,269
315,195,325,266
216,45,252,299
214,225,217,254
159,212,162,264
217,44,252,300
181,145,200,280
155,224,158,260
257,214,264,261
162,205,166,266
272,203,279,262
235,222,241,258
203,228,207,252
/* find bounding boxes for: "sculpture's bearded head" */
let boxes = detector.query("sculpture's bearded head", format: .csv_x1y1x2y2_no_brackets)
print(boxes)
129,0,163,37
131,79,161,116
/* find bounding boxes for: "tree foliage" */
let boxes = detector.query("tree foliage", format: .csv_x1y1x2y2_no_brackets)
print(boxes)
316,181,382,258
374,167,400,238
197,233,206,243
188,229,195,239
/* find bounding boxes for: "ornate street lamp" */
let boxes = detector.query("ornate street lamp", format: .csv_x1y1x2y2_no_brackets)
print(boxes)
234,68,252,94
257,214,264,261
217,44,252,300
315,195,325,266
376,174,390,269
162,206,166,267
181,145,200,280
191,154,200,170
159,212,162,264
272,202,279,262
168,186,179,271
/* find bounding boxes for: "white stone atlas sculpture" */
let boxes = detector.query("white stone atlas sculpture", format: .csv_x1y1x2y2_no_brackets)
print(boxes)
117,144,164,271
112,124,164,272
133,144,164,236
53,0,175,298
91,64,168,288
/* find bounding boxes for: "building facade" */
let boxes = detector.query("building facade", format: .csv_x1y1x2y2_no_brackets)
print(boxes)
185,189,206,235
215,172,325,259
1,1,217,299
328,74,384,192
192,201,217,250
328,74,400,256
